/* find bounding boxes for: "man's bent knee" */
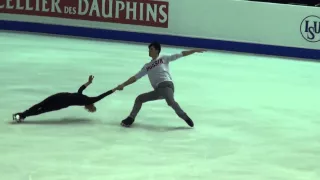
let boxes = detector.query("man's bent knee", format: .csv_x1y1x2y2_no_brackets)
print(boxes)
135,96,143,103
166,99,176,107
135,94,149,104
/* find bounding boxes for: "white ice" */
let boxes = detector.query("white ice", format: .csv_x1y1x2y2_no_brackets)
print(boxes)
0,31,320,180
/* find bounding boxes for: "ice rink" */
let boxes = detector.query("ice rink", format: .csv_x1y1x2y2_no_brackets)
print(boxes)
0,31,319,180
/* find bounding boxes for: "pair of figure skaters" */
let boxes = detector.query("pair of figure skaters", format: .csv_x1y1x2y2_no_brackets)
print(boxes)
13,42,206,127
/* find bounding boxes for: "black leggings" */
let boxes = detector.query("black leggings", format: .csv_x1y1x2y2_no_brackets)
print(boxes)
21,97,66,118
20,90,113,118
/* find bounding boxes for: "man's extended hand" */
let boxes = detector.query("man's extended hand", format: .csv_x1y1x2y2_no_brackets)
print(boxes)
114,76,136,91
182,49,207,56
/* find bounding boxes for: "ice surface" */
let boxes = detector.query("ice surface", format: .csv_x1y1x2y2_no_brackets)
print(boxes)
0,31,320,180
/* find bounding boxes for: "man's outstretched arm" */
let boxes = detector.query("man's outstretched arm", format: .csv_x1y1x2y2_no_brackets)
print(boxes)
165,49,207,62
116,76,137,91
78,75,94,94
182,49,207,56
116,66,147,91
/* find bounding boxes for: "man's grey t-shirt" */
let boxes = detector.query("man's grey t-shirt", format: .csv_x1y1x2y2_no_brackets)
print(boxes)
135,53,183,88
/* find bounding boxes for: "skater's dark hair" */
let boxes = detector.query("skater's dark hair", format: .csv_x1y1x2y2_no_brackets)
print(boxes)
149,41,161,54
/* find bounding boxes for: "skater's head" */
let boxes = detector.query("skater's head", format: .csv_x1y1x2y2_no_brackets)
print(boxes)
85,104,96,112
148,41,161,59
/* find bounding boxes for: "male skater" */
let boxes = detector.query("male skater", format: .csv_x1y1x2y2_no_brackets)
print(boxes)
13,75,116,122
115,42,206,127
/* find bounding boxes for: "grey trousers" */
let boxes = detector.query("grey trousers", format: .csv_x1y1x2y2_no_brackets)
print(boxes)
129,81,188,120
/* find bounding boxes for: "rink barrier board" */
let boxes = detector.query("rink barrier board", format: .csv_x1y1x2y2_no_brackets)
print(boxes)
1,20,319,60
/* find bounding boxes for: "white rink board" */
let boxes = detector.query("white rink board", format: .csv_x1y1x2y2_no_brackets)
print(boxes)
1,0,319,50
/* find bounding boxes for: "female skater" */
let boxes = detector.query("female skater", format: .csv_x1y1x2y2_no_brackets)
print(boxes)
13,75,116,122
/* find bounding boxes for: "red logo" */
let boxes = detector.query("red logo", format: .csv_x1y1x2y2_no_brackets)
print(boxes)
0,0,169,28
146,58,163,71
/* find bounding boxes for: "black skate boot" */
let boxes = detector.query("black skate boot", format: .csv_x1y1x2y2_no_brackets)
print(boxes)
121,117,135,127
183,114,194,127
12,113,25,123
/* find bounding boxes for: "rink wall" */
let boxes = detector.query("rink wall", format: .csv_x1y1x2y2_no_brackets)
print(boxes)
0,0,319,60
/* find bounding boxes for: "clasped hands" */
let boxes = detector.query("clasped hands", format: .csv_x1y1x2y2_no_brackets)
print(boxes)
114,84,124,91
